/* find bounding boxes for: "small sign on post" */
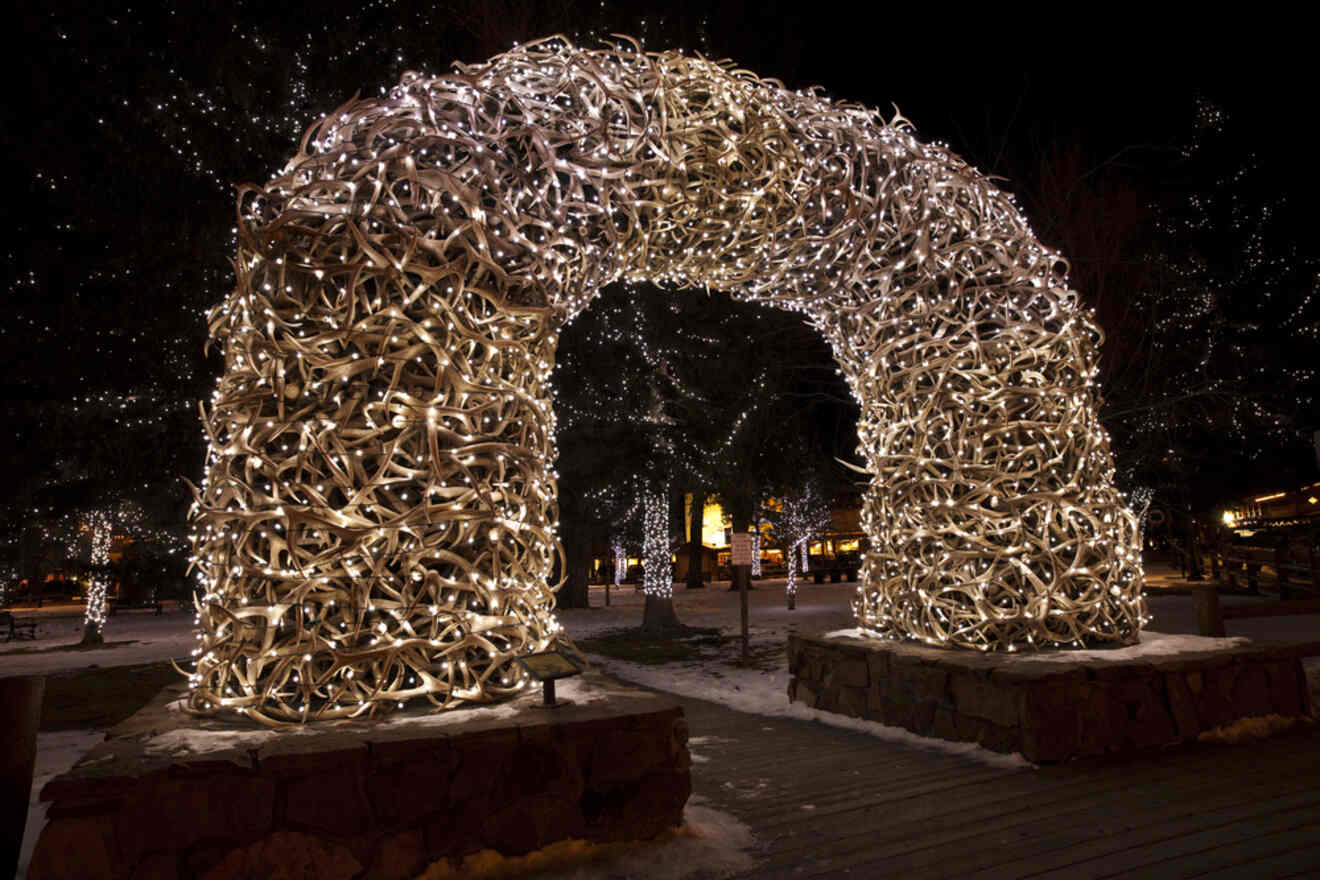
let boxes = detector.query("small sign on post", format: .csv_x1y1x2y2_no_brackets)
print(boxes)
514,650,583,708
730,532,754,567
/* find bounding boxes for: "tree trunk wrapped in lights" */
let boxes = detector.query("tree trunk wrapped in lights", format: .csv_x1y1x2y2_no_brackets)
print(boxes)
81,516,113,645
191,36,1144,724
769,485,832,611
750,526,761,578
640,485,680,631
612,542,626,590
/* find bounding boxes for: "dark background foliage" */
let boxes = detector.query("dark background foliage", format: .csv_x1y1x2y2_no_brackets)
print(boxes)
4,1,1316,588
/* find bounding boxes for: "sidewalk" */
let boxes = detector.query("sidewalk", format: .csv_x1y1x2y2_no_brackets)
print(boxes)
1141,560,1222,593
667,684,1320,878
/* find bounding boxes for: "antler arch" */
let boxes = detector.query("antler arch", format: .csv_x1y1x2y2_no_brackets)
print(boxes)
189,36,1144,724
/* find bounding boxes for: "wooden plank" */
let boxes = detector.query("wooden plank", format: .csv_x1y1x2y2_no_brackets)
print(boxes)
735,763,1013,823
787,759,1320,878
1081,812,1320,879
1190,841,1320,879
749,757,1225,870
644,682,1320,879
950,785,1320,879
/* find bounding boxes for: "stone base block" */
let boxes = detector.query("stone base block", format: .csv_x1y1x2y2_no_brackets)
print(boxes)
788,631,1316,763
29,674,689,879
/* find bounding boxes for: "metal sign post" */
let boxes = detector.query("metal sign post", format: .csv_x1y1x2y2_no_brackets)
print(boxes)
731,533,753,665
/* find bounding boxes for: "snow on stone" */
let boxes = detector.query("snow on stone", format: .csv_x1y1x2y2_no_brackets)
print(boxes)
1006,630,1250,662
824,627,1249,661
140,674,620,758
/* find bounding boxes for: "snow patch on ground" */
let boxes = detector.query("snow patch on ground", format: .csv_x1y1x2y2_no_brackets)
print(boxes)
584,653,1031,769
0,610,196,676
18,730,105,879
533,795,757,880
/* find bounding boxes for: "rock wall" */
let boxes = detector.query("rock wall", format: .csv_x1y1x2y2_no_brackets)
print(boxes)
29,684,690,879
788,633,1315,763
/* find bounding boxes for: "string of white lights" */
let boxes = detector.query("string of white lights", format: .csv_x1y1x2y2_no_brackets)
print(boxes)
83,513,113,642
612,542,626,589
641,487,672,599
750,522,762,578
771,485,832,610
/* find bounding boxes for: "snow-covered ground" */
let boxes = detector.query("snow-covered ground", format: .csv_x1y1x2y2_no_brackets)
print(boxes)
560,581,1029,767
0,607,197,676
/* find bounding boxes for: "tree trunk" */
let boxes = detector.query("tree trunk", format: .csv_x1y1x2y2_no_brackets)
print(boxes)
786,542,797,610
1187,520,1204,581
80,593,105,646
733,563,751,664
641,594,682,633
556,522,591,609
82,520,113,644
685,489,707,589
640,486,681,633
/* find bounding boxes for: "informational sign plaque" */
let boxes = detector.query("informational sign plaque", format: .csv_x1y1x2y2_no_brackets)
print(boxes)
730,532,754,567
514,650,583,708
515,651,582,681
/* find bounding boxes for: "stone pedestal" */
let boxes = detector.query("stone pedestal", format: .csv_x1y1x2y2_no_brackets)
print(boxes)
788,631,1316,763
29,674,690,879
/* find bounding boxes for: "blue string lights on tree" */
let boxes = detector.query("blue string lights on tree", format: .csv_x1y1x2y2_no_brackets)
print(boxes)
190,35,1145,723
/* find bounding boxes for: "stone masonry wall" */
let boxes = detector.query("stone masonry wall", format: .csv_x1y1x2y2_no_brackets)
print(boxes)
29,684,690,879
787,632,1315,763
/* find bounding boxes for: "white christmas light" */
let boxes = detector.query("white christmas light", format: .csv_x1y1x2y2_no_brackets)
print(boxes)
641,488,672,599
612,542,627,589
83,512,113,641
770,485,832,610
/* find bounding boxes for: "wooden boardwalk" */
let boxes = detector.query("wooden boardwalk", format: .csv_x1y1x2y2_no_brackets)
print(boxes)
673,693,1320,878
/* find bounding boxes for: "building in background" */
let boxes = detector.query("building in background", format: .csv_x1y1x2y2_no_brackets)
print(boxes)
1223,482,1320,529
588,494,866,584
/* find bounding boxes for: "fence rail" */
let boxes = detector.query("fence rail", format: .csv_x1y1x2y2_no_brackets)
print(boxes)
1192,541,1320,637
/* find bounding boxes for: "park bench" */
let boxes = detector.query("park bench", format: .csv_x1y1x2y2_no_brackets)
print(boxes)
108,597,165,615
0,611,38,641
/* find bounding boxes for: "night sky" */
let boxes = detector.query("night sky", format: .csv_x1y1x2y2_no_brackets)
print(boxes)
4,1,1317,534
